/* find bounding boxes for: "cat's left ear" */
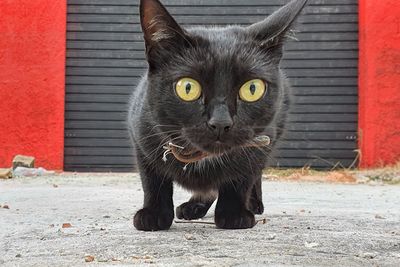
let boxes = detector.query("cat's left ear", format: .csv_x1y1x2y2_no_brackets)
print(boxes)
140,0,190,52
247,0,308,52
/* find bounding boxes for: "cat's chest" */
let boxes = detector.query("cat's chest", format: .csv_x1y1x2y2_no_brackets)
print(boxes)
158,153,264,191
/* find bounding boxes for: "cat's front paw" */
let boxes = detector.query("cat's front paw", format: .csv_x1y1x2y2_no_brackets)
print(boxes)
215,208,256,229
176,201,209,220
133,208,174,231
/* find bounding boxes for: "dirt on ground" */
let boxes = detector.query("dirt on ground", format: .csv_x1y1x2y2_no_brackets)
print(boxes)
0,172,399,266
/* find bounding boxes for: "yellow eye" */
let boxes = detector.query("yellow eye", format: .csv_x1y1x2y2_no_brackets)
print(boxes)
175,78,202,102
239,79,267,103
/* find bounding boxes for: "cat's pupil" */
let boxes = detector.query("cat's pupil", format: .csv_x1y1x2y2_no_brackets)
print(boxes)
185,83,192,94
250,83,256,95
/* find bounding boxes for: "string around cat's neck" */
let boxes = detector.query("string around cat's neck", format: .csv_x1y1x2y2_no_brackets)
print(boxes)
162,135,271,170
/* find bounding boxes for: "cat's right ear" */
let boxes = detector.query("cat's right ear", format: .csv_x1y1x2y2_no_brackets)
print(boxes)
140,0,190,62
247,0,308,59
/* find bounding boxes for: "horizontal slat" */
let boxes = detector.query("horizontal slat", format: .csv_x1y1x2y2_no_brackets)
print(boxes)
65,76,357,86
65,103,358,113
66,121,127,130
67,31,357,41
65,138,132,147
274,158,356,168
64,166,135,172
66,67,358,78
65,129,130,139
64,149,357,160
65,147,132,156
66,50,357,60
67,58,358,68
64,121,357,133
65,94,357,105
65,112,357,123
66,94,129,103
65,156,354,172
67,5,357,16
66,85,136,95
287,114,357,123
67,40,358,51
66,68,359,80
64,130,357,141
67,22,357,34
68,14,358,24
282,59,358,69
66,85,357,97
283,132,357,141
64,156,356,169
290,105,358,113
64,138,356,150
66,76,139,85
66,112,127,121
65,156,135,165
286,123,357,131
292,95,358,104
276,149,357,158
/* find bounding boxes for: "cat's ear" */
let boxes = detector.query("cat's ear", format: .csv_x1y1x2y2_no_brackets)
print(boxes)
140,0,190,54
247,0,308,53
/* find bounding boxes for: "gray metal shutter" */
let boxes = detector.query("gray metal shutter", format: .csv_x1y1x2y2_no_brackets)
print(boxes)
65,0,358,171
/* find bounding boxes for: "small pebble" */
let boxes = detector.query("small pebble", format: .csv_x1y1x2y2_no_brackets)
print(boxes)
15,254,22,258
266,233,276,240
184,233,195,240
62,223,72,228
359,252,376,259
305,242,319,248
85,255,95,262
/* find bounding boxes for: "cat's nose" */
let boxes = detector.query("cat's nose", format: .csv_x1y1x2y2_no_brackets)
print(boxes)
207,102,233,136
207,118,233,134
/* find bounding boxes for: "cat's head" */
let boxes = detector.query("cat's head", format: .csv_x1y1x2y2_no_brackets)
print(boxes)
140,0,307,155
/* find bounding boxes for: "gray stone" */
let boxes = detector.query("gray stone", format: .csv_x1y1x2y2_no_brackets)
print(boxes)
12,155,35,169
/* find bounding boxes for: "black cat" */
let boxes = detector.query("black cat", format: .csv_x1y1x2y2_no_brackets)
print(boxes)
128,0,308,231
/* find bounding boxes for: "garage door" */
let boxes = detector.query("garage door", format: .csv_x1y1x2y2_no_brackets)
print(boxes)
65,0,359,172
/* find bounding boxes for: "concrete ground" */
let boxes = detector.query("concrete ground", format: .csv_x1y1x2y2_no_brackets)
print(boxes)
0,174,399,266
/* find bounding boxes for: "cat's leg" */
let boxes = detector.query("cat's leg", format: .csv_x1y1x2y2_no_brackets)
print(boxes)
214,180,256,229
248,177,264,215
176,191,217,220
133,155,174,231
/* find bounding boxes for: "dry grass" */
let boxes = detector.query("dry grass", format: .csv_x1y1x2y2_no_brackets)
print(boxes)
264,162,400,185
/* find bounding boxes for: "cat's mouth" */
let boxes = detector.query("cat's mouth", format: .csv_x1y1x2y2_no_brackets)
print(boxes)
163,136,271,164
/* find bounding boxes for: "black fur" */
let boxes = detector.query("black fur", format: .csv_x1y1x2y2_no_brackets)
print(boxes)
128,0,308,231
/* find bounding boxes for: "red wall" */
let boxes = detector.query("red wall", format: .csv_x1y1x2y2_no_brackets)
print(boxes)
359,0,400,168
0,1,66,169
